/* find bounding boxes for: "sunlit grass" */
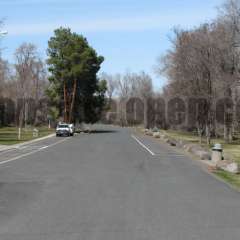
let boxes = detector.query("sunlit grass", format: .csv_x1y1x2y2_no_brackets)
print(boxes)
161,129,200,143
215,170,240,190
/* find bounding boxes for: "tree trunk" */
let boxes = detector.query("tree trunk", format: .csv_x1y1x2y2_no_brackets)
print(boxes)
69,79,77,123
24,100,28,129
224,124,233,143
224,111,234,143
206,124,211,145
228,127,233,143
63,81,68,122
34,76,39,126
197,127,203,144
143,98,149,129
18,107,24,140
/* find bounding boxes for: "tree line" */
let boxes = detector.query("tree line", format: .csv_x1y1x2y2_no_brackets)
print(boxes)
156,0,240,144
0,42,48,128
2,0,240,145
0,25,155,130
101,0,240,144
100,71,154,126
0,27,108,130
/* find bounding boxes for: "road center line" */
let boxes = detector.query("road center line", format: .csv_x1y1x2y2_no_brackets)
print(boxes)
0,138,68,165
131,135,155,156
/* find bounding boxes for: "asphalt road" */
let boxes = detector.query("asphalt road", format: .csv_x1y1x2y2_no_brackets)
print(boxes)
0,125,240,239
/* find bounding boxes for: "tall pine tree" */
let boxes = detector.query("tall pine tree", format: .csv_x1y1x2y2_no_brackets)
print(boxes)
47,27,105,123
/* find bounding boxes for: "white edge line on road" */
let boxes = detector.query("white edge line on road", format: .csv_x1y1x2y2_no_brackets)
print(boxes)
40,146,49,150
0,138,68,165
131,135,155,156
0,134,56,154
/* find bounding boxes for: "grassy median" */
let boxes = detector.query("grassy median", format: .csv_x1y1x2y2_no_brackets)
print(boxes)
0,126,55,145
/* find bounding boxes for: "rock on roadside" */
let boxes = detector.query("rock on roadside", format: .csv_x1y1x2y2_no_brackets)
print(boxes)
217,160,239,174
141,129,239,173
153,132,160,138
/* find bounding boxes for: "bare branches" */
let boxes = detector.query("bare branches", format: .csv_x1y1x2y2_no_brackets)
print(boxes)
100,72,118,101
156,0,240,143
115,71,153,100
14,43,47,127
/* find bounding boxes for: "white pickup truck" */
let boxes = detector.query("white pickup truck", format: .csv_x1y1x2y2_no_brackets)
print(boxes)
56,123,74,137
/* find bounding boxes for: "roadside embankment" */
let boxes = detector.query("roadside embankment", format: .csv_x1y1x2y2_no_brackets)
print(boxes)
0,127,55,152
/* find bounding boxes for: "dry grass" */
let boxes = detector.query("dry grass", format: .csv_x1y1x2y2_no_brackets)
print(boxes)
161,130,240,163
0,126,54,145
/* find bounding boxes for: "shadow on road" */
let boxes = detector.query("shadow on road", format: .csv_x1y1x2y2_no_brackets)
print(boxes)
87,130,118,134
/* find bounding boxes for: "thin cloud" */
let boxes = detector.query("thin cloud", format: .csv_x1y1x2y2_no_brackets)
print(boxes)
0,0,63,5
6,13,213,36
0,0,95,5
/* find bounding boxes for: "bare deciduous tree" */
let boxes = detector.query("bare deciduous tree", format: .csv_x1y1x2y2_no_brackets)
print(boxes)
157,10,240,144
14,43,47,138
100,71,153,126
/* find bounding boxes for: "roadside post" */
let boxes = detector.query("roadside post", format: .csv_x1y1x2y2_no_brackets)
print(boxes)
33,128,39,138
47,114,52,129
211,143,223,164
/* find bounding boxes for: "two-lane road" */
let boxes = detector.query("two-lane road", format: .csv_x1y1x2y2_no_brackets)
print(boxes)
0,125,240,239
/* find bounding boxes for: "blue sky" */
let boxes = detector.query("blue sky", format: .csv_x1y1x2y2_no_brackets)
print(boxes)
0,0,223,89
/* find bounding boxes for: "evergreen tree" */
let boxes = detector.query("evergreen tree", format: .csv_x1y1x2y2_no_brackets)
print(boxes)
47,27,105,123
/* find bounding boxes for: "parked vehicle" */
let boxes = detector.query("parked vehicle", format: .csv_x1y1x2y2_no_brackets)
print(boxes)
68,124,75,136
56,124,71,137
